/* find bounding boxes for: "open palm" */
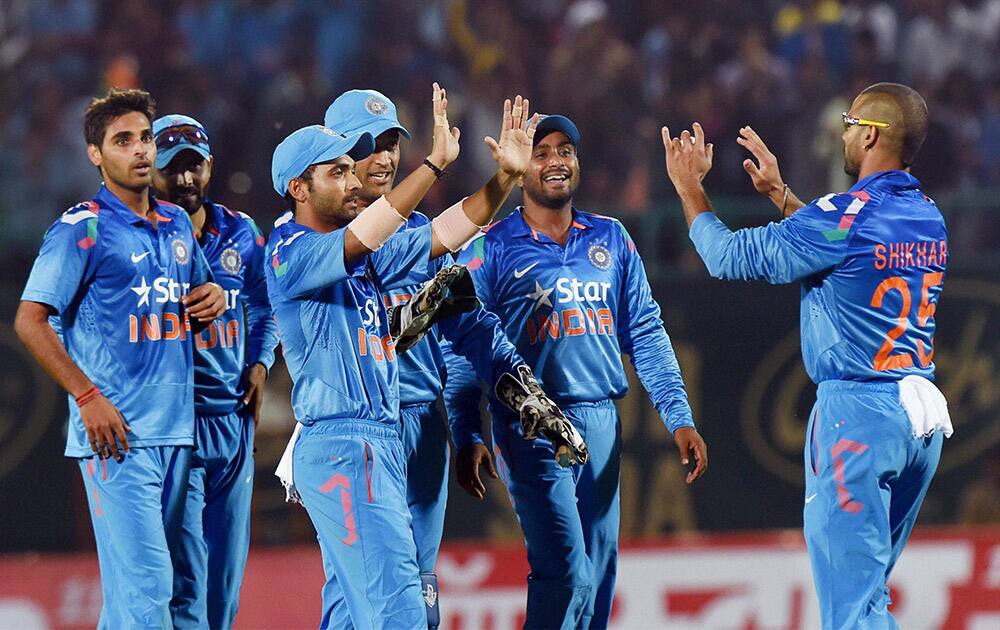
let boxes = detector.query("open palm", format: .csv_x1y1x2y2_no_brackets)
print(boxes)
486,95,539,177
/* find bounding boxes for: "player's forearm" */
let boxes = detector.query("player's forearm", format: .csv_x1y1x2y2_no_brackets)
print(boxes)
626,328,695,433
766,184,807,219
674,183,715,228
464,169,519,228
245,301,278,370
429,170,517,258
439,307,523,385
384,160,444,219
15,302,94,397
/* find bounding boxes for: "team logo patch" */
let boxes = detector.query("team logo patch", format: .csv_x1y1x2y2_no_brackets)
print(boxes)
172,238,190,265
588,244,612,270
365,95,389,116
220,247,242,274
422,583,437,607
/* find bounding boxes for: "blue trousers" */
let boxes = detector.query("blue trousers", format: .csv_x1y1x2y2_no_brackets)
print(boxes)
492,399,621,630
171,411,255,629
294,419,426,630
399,402,449,574
804,381,943,630
78,445,192,630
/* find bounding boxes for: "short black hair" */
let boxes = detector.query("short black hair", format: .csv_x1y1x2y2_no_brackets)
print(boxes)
84,88,156,147
857,83,929,167
284,164,317,212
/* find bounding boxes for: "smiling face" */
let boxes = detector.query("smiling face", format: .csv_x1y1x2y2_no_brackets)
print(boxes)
521,131,580,209
87,110,155,192
153,147,213,214
353,129,401,205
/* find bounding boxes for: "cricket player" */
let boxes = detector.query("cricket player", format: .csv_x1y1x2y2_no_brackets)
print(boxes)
267,84,539,629
323,89,558,625
14,89,225,628
662,82,949,629
445,114,708,629
150,114,278,629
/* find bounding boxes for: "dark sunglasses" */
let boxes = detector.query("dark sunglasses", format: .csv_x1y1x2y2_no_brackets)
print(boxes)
842,112,890,132
155,126,209,151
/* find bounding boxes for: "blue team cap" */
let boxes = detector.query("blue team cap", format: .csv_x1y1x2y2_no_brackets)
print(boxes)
152,114,211,169
534,114,581,146
271,125,375,196
324,89,412,141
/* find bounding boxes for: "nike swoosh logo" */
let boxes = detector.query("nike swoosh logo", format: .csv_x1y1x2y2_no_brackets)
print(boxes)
513,262,539,278
805,493,818,504
131,251,151,264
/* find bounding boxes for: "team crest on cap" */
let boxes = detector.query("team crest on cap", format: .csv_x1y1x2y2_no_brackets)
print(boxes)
365,96,389,116
172,238,190,265
220,247,242,274
588,244,612,270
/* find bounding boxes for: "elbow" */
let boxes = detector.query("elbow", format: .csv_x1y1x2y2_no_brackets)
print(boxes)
14,302,43,344
702,254,730,280
13,310,28,344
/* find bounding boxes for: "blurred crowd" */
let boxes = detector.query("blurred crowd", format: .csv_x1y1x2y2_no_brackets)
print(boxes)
2,0,999,264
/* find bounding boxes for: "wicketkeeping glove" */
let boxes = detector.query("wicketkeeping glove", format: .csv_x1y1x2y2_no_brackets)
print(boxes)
388,264,480,353
495,365,589,467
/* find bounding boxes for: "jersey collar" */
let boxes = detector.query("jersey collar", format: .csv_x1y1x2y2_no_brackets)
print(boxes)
96,185,173,226
509,206,591,241
850,170,921,194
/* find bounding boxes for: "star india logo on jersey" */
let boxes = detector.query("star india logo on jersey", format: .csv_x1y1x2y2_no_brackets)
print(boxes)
221,247,242,274
172,238,190,265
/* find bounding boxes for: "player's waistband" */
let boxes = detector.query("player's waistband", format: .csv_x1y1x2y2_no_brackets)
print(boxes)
399,400,436,411
817,380,899,396
490,397,615,417
556,398,616,411
300,418,402,441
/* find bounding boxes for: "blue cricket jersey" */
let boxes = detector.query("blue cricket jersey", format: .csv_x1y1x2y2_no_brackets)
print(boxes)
689,169,947,384
381,213,524,407
265,211,433,427
21,186,213,457
192,201,278,415
444,208,695,449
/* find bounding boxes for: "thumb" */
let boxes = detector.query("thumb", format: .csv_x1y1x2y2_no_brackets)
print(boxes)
706,143,714,162
677,438,690,466
484,136,500,156
451,127,461,142
743,158,762,179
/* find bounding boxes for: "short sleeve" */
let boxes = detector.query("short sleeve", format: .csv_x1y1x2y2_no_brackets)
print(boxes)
21,205,99,313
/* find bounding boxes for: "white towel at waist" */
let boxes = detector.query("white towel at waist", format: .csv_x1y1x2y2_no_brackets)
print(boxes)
275,422,303,504
898,375,954,439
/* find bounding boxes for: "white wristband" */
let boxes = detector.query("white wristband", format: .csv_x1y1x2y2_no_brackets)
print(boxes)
346,196,406,251
432,198,482,252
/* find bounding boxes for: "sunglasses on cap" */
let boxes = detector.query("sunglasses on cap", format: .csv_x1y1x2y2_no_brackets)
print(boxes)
842,112,890,132
155,126,209,151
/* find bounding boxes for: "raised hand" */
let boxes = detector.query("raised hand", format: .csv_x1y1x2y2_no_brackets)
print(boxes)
662,122,714,193
738,126,785,197
428,82,461,169
485,95,539,177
